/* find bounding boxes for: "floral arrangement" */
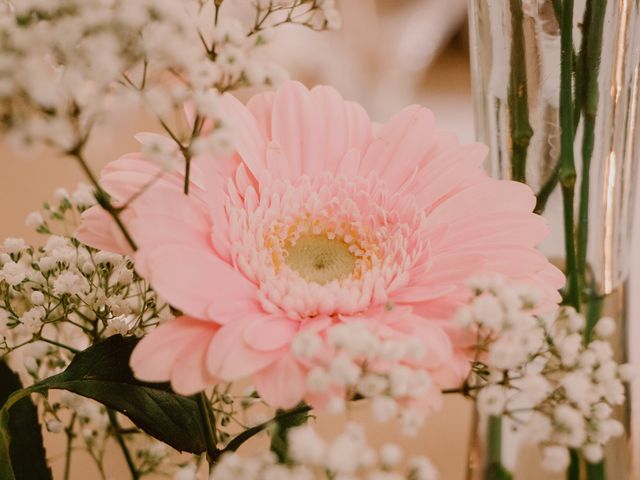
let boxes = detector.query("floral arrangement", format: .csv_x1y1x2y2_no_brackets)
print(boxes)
0,1,633,480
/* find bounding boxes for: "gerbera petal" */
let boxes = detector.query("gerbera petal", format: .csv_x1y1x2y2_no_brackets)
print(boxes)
390,284,456,304
254,354,306,409
128,188,212,251
271,81,315,179
220,92,269,183
308,85,349,174
170,331,219,395
130,316,218,384
76,206,134,255
335,148,362,178
441,212,550,250
429,349,472,389
265,141,291,180
411,144,488,208
206,317,282,380
359,105,435,190
247,91,276,139
345,100,373,152
135,244,258,322
428,179,536,223
243,316,298,351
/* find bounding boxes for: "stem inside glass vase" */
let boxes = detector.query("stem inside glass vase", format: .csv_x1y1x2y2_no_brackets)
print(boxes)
468,0,640,478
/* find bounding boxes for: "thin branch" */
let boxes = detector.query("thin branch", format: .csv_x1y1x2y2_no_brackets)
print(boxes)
214,404,312,461
63,413,77,480
70,149,138,251
107,409,140,480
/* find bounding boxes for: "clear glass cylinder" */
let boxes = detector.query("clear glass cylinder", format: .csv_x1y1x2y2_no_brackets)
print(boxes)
467,0,640,478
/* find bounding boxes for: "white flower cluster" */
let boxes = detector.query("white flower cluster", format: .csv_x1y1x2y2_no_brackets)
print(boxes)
0,0,340,156
45,391,177,478
0,188,170,358
1,186,186,478
211,421,438,480
0,0,188,151
292,322,433,436
456,274,633,472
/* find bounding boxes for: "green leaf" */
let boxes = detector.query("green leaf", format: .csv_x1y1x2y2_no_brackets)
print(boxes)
269,403,310,463
0,362,52,480
35,335,207,455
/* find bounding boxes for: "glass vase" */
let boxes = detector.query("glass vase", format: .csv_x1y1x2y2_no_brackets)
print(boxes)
467,0,640,478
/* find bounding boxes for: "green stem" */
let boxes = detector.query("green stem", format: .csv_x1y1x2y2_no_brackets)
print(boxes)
535,161,561,214
71,150,138,251
183,156,192,194
107,409,139,480
488,416,502,466
568,449,581,480
63,414,76,480
183,115,204,195
215,404,312,461
196,392,219,465
38,337,80,354
586,460,606,479
576,0,606,288
507,0,534,183
584,294,604,343
485,416,512,479
558,0,580,311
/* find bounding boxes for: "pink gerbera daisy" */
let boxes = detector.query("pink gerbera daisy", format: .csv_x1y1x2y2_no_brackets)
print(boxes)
78,81,564,408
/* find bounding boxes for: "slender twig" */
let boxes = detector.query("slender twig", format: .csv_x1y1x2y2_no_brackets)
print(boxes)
63,414,77,480
183,114,204,194
70,149,138,251
38,337,80,354
214,404,312,461
120,169,166,210
107,409,140,480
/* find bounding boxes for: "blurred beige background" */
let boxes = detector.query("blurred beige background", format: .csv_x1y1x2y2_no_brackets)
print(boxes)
1,1,638,479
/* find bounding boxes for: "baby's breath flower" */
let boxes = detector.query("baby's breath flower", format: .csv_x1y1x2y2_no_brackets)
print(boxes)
541,445,570,472
457,274,633,470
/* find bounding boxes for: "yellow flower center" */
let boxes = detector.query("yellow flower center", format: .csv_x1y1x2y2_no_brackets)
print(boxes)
285,234,356,285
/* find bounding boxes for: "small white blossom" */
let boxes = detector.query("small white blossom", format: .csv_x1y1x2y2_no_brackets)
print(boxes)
103,317,131,337
3,238,26,254
594,316,616,338
1,262,26,285
582,443,604,464
21,307,45,335
53,271,86,296
288,424,326,466
399,409,425,437
25,212,45,230
30,291,45,306
477,385,507,416
379,443,403,468
408,457,439,480
541,446,570,472
291,330,322,359
174,464,198,480
46,419,65,434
